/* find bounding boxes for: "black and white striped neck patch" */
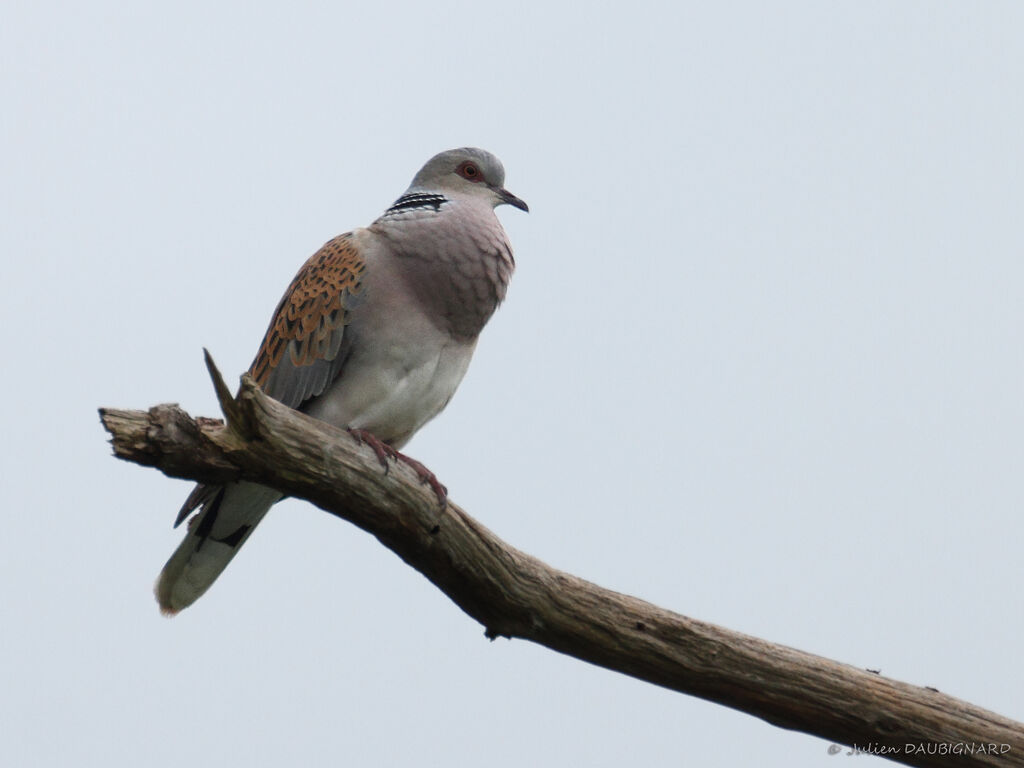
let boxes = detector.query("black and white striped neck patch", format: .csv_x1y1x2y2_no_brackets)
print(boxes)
384,192,448,215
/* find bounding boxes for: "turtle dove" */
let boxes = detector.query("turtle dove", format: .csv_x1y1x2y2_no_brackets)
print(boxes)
156,148,527,615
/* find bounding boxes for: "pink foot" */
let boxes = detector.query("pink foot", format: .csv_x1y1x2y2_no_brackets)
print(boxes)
347,428,448,508
347,428,399,469
394,451,448,508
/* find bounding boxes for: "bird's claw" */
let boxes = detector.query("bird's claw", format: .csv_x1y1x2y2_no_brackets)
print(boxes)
395,452,448,509
347,428,448,509
347,428,399,473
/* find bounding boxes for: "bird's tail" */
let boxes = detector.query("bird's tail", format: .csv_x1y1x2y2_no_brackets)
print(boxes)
155,481,282,615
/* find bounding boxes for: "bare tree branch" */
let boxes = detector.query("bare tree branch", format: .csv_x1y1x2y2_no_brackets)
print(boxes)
99,355,1024,768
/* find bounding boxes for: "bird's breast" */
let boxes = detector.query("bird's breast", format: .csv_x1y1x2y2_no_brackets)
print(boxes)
370,203,515,341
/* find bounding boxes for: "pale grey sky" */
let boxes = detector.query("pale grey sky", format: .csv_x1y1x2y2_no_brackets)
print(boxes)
3,2,1022,766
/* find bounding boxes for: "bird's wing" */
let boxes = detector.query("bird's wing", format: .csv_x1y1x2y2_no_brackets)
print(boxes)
249,233,367,410
173,234,366,530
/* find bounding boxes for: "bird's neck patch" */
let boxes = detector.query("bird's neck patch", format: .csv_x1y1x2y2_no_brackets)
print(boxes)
383,192,448,216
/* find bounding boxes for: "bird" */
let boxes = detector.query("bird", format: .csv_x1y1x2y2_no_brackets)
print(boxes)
155,148,527,615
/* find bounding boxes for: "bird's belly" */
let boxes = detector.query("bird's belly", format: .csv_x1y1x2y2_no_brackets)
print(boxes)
302,336,476,449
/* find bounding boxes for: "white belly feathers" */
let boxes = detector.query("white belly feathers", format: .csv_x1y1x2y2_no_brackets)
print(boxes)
302,327,476,449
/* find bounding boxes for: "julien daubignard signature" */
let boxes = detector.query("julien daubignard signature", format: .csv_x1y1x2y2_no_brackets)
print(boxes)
828,742,1011,757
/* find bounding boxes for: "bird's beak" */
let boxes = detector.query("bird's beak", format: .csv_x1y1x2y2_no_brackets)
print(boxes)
496,187,529,212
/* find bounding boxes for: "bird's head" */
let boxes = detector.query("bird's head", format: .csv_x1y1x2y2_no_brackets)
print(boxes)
410,148,529,212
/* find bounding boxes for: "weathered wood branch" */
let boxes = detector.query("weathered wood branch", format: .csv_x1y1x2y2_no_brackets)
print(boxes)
99,355,1024,768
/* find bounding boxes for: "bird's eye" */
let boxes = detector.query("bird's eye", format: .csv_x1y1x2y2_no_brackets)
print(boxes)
457,162,483,182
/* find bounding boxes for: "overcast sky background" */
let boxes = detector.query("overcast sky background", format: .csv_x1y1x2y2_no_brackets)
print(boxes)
3,2,1022,766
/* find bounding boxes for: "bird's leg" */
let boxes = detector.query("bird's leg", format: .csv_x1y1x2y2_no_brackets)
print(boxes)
347,428,399,472
347,428,447,509
393,451,448,509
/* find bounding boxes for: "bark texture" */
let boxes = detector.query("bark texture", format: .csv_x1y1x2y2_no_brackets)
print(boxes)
98,353,1024,768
